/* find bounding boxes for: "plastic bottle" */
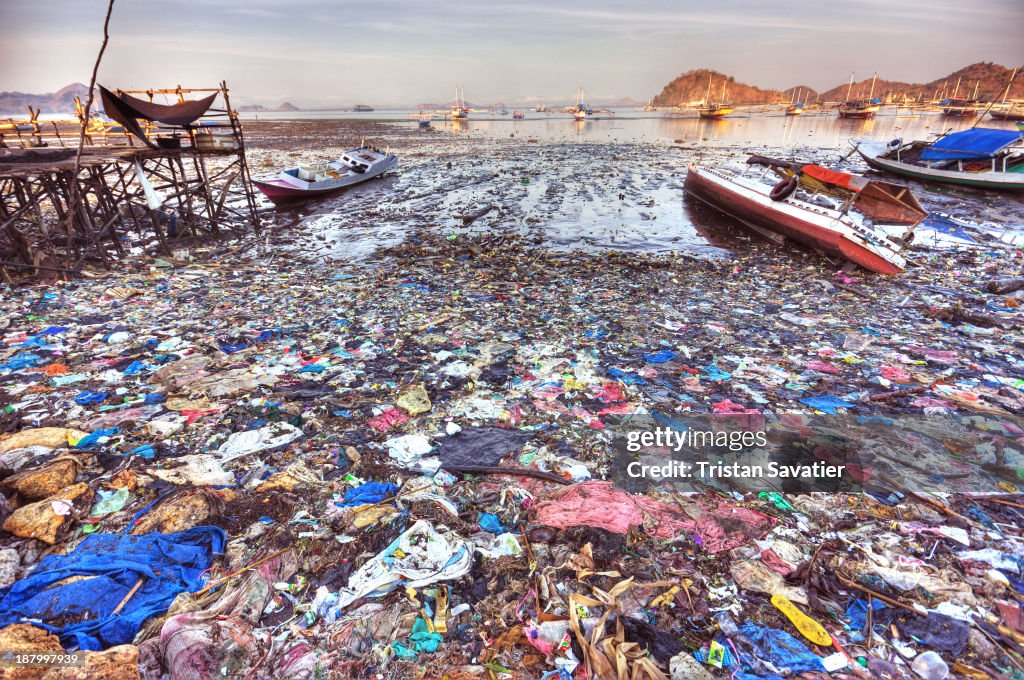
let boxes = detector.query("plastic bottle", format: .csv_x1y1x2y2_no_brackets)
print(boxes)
910,651,949,680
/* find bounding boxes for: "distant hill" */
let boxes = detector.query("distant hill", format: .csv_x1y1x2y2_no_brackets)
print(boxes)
653,69,783,106
818,62,1024,102
0,82,90,115
237,102,301,112
606,97,646,107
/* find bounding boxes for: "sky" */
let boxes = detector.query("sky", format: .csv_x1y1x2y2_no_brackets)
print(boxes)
1,0,1021,107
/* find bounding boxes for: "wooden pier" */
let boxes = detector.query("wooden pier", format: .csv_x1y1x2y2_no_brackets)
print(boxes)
0,83,260,279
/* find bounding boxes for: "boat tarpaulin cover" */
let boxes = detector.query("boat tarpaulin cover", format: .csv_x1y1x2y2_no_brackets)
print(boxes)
801,165,869,192
100,85,218,148
920,128,1022,161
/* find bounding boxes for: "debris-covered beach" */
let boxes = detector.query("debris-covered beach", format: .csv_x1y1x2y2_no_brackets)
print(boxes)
2,114,1024,679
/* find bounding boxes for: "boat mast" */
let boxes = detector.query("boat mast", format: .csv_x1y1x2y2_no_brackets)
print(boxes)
845,72,855,102
952,76,961,99
705,74,713,106
1004,68,1019,102
868,72,877,100
972,80,979,101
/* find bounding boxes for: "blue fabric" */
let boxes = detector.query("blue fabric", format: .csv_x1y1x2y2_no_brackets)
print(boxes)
800,395,854,414
73,427,120,449
122,360,146,375
739,623,826,674
920,128,1021,161
845,597,887,630
702,364,732,381
0,526,225,651
652,410,689,432
74,390,108,405
0,353,42,371
338,481,398,507
644,350,676,363
479,513,507,534
608,366,646,385
921,214,977,243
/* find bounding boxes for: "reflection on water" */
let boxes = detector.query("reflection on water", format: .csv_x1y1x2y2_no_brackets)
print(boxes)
243,106,1020,148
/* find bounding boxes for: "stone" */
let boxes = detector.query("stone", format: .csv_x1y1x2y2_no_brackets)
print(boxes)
1,483,93,544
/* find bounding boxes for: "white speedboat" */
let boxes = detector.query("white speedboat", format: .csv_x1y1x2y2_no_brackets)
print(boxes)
252,146,398,204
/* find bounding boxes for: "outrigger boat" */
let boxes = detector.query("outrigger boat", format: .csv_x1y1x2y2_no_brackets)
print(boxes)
684,156,926,275
252,146,398,204
853,127,1024,192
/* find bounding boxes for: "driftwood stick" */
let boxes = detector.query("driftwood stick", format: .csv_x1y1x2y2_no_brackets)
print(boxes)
111,577,144,616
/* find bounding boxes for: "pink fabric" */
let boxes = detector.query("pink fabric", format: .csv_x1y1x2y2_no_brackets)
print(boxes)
531,481,773,551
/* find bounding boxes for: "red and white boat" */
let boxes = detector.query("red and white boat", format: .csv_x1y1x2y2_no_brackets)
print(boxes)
684,158,926,275
252,146,398,204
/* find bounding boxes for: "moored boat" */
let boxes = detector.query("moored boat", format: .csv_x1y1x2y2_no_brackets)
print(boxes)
698,104,734,119
853,128,1024,192
838,100,880,119
989,105,1024,122
684,158,925,275
941,98,980,117
450,86,469,120
252,146,398,204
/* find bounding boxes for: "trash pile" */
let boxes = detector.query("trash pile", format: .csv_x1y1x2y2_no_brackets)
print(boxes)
2,126,1024,678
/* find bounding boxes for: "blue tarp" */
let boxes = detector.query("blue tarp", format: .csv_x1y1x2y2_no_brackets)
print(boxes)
920,128,1021,161
739,623,827,675
0,526,225,651
337,481,398,507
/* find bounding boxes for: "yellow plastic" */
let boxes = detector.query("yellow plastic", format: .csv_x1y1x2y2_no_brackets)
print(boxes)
771,595,832,646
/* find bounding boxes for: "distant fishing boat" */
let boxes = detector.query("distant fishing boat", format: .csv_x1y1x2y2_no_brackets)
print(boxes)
685,156,924,275
572,86,591,120
643,98,657,112
941,98,981,117
353,104,374,112
534,104,547,113
837,72,880,119
987,69,1023,121
698,74,733,119
989,105,1024,122
512,110,525,119
785,88,805,115
940,76,982,117
853,128,1024,192
252,146,398,204
450,86,469,120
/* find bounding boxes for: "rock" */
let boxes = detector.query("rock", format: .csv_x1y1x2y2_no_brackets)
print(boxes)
1,459,79,500
1,483,93,544
397,384,432,415
131,492,217,535
967,627,997,661
0,428,85,455
670,651,716,680
0,623,64,680
0,548,19,588
40,644,139,680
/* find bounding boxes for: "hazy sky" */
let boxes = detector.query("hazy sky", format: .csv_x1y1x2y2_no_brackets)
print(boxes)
1,0,1021,107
